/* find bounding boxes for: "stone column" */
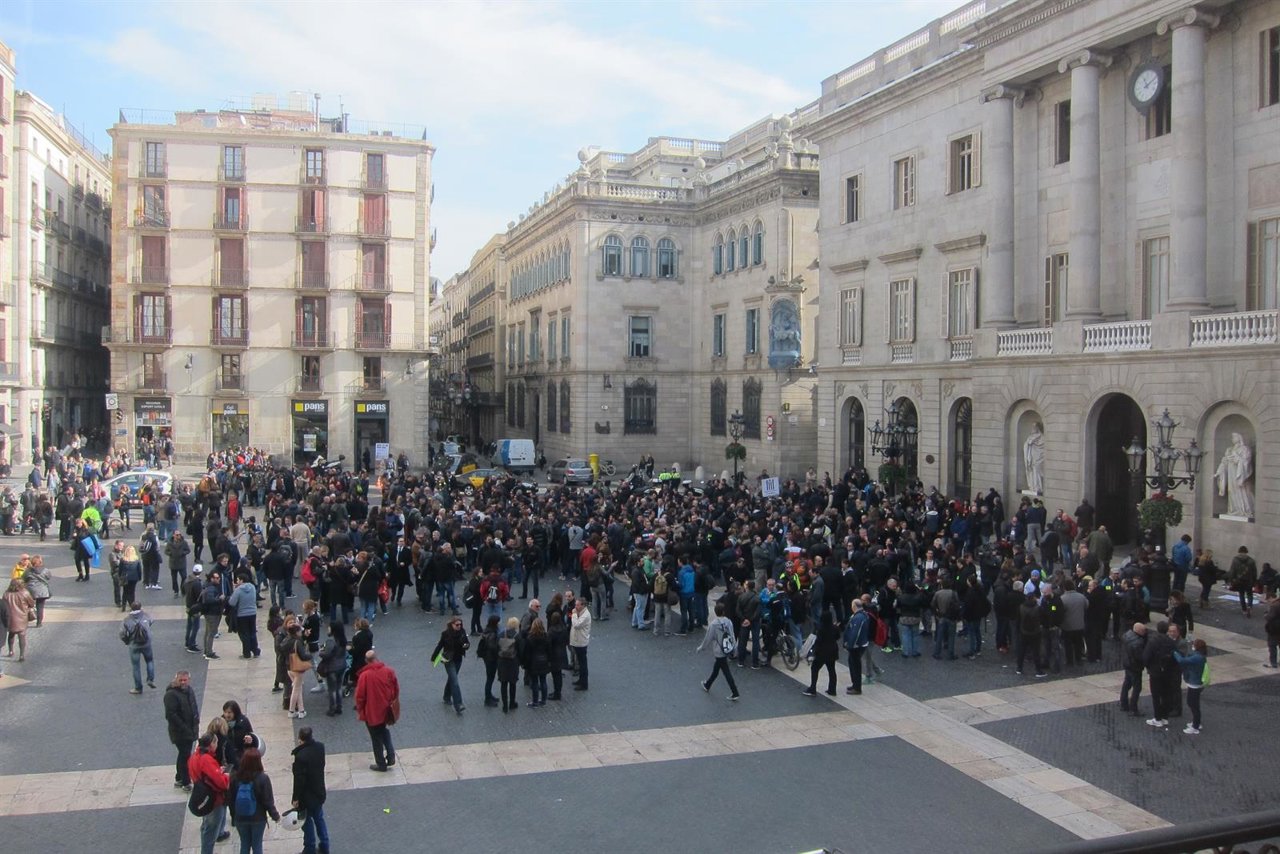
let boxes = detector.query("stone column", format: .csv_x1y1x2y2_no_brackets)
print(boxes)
1058,50,1112,320
980,85,1023,328
1160,8,1219,311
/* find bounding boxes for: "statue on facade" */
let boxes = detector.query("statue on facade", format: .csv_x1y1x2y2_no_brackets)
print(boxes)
1215,432,1254,518
768,299,802,369
1023,422,1045,494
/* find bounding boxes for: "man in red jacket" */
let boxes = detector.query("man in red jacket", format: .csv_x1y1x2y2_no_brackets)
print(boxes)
355,650,400,772
188,733,230,853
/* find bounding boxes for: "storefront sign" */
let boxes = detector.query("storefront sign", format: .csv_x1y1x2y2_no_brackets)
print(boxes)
134,397,172,426
217,403,242,416
293,400,328,416
356,401,389,416
135,397,171,414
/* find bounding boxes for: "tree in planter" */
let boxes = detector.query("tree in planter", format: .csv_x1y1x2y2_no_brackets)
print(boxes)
725,442,746,485
878,462,907,497
1138,493,1183,552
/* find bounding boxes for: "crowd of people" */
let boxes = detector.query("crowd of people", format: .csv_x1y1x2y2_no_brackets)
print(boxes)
4,445,1280,851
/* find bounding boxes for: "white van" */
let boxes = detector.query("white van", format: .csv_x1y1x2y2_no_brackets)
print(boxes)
491,438,536,474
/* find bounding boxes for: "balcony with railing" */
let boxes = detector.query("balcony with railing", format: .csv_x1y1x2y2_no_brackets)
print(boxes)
106,326,173,346
57,324,77,344
137,372,167,391
31,203,43,229
361,169,387,191
214,212,247,231
349,376,386,393
996,327,1053,356
295,375,323,394
215,264,249,289
0,362,19,384
356,217,391,239
134,209,169,228
141,160,167,179
215,373,244,392
948,338,974,362
85,191,103,210
131,263,169,285
1083,320,1151,353
73,226,87,245
353,271,391,292
296,270,330,290
1190,309,1278,348
210,327,250,347
291,331,335,350
295,215,328,234
52,217,71,240
30,320,54,343
354,330,392,350
890,343,915,364
217,163,245,183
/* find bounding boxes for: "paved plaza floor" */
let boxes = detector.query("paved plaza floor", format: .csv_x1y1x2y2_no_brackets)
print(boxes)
0,522,1275,854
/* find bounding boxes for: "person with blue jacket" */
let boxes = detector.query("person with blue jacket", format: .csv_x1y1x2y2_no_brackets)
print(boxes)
842,600,872,695
1171,534,1194,594
676,561,696,635
1173,638,1208,735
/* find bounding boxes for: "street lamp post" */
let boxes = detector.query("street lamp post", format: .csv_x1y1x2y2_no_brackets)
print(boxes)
1123,409,1205,611
869,401,918,496
727,410,745,486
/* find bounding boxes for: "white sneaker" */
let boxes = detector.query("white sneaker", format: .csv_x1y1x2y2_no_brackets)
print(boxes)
296,710,306,719
309,685,325,693
1145,718,1161,727
1183,724,1200,735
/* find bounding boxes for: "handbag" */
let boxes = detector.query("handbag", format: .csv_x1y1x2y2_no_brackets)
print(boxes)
377,577,390,605
387,697,401,725
667,589,679,606
288,645,313,673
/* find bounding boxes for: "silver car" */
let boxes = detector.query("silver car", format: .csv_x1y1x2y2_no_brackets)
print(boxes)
547,458,594,485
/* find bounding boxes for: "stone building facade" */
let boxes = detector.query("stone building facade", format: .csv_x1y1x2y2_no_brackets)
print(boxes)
107,103,434,466
479,119,821,479
811,0,1280,554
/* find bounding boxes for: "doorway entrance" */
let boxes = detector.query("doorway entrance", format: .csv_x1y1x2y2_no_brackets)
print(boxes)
1093,394,1145,545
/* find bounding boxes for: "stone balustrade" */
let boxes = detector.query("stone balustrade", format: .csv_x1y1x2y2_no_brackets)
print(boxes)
1189,309,1278,348
996,328,1053,356
1082,320,1151,352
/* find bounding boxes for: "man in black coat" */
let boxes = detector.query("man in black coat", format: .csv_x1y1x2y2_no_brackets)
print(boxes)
1142,620,1178,727
291,727,329,854
163,670,199,789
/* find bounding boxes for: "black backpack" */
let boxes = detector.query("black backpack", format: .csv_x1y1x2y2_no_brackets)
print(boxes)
187,779,216,817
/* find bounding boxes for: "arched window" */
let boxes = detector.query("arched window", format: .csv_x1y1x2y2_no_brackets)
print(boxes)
726,229,736,272
631,236,650,278
516,382,526,429
951,397,973,500
752,221,764,265
547,381,557,432
710,379,727,436
713,235,723,275
602,235,623,277
559,380,571,434
847,398,865,472
739,226,749,270
624,379,657,435
657,238,678,278
742,377,762,439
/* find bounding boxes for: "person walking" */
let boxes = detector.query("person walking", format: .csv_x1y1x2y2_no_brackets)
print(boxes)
430,616,470,715
166,531,191,598
802,609,840,696
1173,638,1209,735
119,601,155,693
285,623,312,720
228,748,281,854
291,727,329,854
163,670,199,790
70,518,96,582
696,601,741,700
22,557,52,628
1228,546,1258,617
570,596,592,691
354,650,400,772
117,545,143,612
188,733,230,854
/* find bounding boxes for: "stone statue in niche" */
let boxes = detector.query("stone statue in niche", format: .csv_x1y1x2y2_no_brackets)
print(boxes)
1215,432,1254,518
768,298,802,369
1023,422,1045,494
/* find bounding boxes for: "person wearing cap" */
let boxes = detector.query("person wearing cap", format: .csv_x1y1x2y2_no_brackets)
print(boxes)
182,564,205,653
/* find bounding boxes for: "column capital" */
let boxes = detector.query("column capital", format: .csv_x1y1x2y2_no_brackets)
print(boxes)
981,83,1036,108
1156,6,1221,36
1057,49,1114,75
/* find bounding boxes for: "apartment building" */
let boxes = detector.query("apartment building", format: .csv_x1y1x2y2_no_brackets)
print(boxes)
0,42,112,466
811,0,1280,554
107,102,434,466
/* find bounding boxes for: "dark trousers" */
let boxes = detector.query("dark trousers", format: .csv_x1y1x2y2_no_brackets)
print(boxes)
484,661,498,702
704,656,739,696
571,646,588,688
1148,669,1168,718
75,553,92,579
847,646,865,688
809,659,837,693
1085,624,1104,662
1187,686,1202,728
184,612,200,649
236,614,259,657
1121,667,1143,711
470,603,483,635
1063,629,1085,666
1016,633,1044,674
367,723,395,768
121,580,138,608
174,739,193,786
550,667,563,697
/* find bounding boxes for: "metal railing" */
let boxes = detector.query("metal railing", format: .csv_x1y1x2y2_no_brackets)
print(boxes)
291,331,334,350
108,326,173,346
31,204,43,228
354,272,391,291
1039,807,1280,854
354,331,392,350
218,162,245,182
295,376,322,393
134,209,169,228
295,215,327,234
132,264,169,285
210,328,249,347
357,217,391,238
301,166,326,186
142,160,167,179
214,213,247,231
216,266,249,288
296,270,330,290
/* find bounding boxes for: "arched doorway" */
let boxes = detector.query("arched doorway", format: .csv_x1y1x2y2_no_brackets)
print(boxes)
845,398,865,473
951,398,972,501
1093,394,1145,545
895,397,919,481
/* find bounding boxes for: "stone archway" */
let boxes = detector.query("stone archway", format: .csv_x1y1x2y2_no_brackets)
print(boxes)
843,397,865,474
950,397,973,501
1091,393,1146,545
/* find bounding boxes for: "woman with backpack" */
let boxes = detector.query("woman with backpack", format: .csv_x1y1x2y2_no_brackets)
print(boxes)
1172,638,1210,735
285,623,312,720
695,601,741,700
496,616,522,712
227,748,280,854
316,620,348,716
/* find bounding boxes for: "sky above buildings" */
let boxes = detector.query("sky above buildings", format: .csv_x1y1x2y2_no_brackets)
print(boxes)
3,0,968,280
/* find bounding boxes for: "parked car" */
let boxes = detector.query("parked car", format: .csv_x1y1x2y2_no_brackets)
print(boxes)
547,458,594,485
101,470,175,509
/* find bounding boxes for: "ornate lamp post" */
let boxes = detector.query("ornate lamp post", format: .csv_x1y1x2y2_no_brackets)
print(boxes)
1123,409,1204,610
727,410,745,485
869,401,918,495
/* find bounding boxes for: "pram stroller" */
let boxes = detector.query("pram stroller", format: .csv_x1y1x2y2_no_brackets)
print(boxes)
340,651,356,697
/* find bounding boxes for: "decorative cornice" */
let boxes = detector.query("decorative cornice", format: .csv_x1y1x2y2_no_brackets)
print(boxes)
934,234,986,254
981,83,1036,109
829,259,870,275
876,247,924,266
1058,48,1114,76
1156,6,1221,36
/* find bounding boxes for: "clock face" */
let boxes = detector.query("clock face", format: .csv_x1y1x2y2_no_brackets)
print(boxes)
1133,68,1161,103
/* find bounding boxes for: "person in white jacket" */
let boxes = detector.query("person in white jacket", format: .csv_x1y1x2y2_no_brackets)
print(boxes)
696,602,740,700
570,598,592,691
